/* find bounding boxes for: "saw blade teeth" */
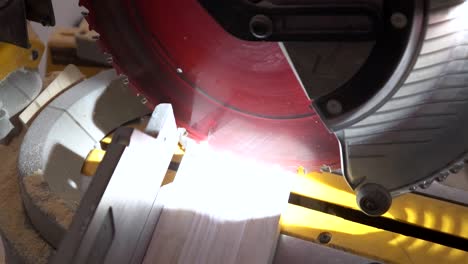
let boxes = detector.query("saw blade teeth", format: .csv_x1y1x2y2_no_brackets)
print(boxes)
121,76,130,85
114,63,125,77
449,162,464,174
84,21,134,89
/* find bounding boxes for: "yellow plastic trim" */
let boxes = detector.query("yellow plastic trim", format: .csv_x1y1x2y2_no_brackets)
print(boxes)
281,204,468,264
0,27,44,80
81,149,106,176
291,171,468,240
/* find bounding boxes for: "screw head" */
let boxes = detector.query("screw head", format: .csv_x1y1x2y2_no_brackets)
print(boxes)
318,232,332,244
326,99,343,115
391,12,408,29
249,15,273,39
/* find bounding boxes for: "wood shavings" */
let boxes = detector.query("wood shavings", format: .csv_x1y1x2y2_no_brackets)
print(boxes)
0,132,52,264
23,173,77,230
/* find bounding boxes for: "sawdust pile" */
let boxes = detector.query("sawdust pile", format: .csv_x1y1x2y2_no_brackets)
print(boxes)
0,133,51,264
23,173,76,229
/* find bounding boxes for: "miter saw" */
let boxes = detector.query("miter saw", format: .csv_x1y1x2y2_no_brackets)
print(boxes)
80,0,468,216
1,0,468,263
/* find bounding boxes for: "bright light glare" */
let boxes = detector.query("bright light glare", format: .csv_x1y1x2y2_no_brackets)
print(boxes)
438,1,468,34
67,179,78,190
162,140,294,221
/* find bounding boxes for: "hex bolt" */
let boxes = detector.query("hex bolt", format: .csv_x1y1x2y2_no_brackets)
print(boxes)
249,15,273,39
391,12,408,29
317,232,332,244
326,99,343,116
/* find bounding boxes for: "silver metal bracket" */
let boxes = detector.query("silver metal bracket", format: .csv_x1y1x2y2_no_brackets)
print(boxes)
51,104,179,264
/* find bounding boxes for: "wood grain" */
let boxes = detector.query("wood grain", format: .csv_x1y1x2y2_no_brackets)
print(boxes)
143,144,292,264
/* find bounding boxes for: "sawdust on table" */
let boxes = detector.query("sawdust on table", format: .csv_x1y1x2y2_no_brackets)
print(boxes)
23,173,77,230
0,132,52,264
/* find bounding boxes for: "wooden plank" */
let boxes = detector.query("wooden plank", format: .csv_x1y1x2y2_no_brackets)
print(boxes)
20,64,84,125
143,145,292,264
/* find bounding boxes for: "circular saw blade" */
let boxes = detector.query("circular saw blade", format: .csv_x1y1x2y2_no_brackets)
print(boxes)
80,0,340,170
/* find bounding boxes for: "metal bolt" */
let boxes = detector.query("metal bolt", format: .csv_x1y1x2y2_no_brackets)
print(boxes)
31,50,39,61
176,68,183,74
326,99,343,115
249,15,273,39
318,232,332,244
391,12,408,29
